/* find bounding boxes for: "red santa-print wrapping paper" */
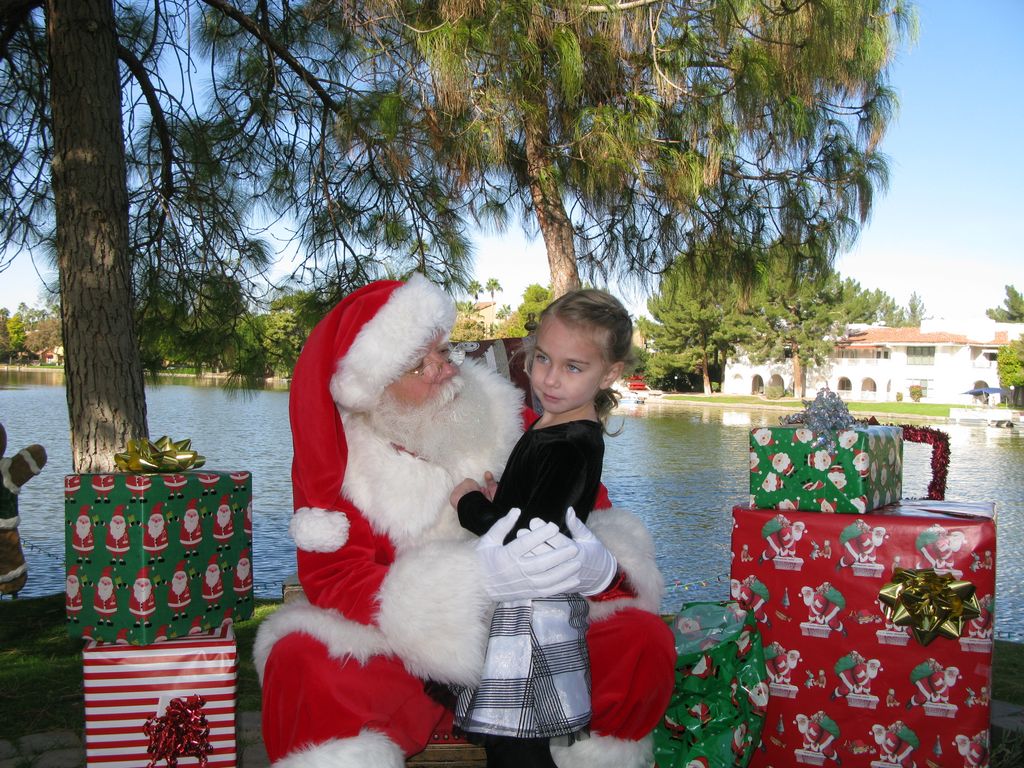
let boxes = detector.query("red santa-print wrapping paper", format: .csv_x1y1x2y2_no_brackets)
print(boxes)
83,623,237,767
729,501,996,768
65,470,253,644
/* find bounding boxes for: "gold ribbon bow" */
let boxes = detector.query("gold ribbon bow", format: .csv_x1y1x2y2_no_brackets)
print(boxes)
877,567,980,646
114,436,206,473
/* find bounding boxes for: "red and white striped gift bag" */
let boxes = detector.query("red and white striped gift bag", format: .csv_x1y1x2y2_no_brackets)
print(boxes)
83,625,238,767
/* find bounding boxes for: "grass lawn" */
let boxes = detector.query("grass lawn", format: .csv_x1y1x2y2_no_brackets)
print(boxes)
2,594,1022,744
661,393,956,419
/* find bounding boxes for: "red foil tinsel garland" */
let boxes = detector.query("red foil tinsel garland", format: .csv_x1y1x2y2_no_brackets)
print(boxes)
143,695,212,768
897,424,950,501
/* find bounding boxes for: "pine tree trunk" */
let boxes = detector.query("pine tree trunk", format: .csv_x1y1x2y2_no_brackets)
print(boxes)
46,0,148,472
702,349,712,395
792,350,805,399
524,117,579,298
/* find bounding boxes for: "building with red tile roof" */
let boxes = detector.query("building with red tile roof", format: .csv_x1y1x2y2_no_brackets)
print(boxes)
723,319,1024,405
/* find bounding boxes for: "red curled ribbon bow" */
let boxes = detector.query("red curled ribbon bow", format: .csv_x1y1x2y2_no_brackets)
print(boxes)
143,695,212,768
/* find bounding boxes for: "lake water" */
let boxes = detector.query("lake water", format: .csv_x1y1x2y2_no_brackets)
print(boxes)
2,369,1022,639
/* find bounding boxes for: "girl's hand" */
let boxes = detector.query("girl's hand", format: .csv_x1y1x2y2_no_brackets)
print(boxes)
482,471,498,501
450,477,482,508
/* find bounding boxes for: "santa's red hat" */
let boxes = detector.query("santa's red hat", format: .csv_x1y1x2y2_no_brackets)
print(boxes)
288,274,455,553
174,561,186,573
100,566,113,579
186,498,198,511
219,494,230,506
112,505,126,518
207,554,219,567
67,565,80,578
135,566,149,580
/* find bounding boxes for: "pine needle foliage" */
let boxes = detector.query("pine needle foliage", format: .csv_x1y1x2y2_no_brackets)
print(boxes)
345,0,915,296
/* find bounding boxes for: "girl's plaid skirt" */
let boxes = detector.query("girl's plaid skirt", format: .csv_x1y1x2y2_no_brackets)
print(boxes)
454,594,591,739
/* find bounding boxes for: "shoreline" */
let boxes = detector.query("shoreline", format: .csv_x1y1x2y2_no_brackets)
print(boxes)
621,393,960,424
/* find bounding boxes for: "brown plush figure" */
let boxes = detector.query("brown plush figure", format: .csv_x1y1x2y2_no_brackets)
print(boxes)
0,423,47,596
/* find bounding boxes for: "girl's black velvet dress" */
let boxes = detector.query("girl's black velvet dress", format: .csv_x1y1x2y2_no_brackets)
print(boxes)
453,418,605,743
457,418,604,538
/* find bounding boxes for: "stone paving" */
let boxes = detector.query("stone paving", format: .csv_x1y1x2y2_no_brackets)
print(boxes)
0,703,1020,767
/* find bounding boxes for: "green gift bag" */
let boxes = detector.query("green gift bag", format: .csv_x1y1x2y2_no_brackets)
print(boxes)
652,602,768,768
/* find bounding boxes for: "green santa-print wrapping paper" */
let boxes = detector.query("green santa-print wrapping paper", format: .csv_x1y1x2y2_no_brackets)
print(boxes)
64,470,253,644
749,425,903,514
652,601,768,768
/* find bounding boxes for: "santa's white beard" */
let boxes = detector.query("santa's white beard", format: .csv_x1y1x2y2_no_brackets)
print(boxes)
366,375,470,465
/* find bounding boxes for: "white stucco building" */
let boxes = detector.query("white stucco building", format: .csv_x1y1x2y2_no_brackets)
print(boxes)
723,318,1024,405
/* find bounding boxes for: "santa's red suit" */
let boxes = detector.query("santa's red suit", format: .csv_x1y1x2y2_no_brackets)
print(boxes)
255,276,675,768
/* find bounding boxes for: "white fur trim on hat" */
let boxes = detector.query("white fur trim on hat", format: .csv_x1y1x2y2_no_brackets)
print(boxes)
551,732,653,768
272,729,403,768
253,600,391,682
585,507,664,623
289,508,350,553
375,539,491,685
330,273,456,412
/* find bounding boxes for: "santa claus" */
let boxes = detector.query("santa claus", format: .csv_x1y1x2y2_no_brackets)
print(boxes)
105,505,130,565
212,495,234,550
167,560,192,619
93,565,118,625
179,499,203,556
255,275,675,768
142,503,169,563
65,565,83,622
70,506,94,563
202,553,223,609
233,549,252,602
129,566,156,627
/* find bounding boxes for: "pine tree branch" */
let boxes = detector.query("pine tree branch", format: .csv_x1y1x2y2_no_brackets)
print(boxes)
116,43,174,200
582,0,660,12
199,0,341,111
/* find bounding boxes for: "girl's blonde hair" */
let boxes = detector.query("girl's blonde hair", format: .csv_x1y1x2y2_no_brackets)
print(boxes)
525,288,634,431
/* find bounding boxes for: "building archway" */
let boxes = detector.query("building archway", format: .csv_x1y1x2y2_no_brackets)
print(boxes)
751,375,764,395
861,378,877,400
837,377,852,395
973,380,989,390
768,374,785,392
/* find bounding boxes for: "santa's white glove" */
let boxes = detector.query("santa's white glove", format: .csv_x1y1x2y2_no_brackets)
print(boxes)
565,507,618,596
476,508,581,601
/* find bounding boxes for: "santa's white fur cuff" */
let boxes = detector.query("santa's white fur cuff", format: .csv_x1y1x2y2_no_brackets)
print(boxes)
551,732,653,768
375,539,491,685
586,507,664,622
289,508,349,553
271,729,403,768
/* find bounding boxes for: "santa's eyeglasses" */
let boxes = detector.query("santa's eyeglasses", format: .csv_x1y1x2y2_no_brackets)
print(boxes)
404,344,466,380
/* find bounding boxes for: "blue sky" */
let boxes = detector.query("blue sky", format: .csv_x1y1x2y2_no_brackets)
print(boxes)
2,2,1021,325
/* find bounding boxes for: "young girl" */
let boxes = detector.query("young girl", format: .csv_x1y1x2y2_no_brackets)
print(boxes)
449,288,633,768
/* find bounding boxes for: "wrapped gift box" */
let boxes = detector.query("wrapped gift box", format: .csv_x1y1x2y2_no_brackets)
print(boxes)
653,602,768,768
749,425,903,514
730,501,996,768
65,470,253,644
83,624,237,767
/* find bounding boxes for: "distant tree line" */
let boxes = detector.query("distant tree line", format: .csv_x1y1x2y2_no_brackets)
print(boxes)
7,283,1022,396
